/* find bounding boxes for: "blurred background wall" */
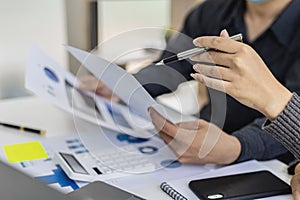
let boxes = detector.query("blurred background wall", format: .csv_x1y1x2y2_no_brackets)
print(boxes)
0,0,67,99
0,0,203,114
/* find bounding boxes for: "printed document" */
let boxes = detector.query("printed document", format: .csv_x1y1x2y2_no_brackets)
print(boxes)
26,45,155,138
26,46,195,138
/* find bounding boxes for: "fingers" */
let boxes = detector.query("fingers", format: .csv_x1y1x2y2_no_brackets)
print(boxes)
191,73,205,84
291,175,300,200
79,81,97,91
294,191,300,200
295,163,300,172
193,64,232,81
79,75,98,84
190,49,234,68
220,29,230,37
79,75,115,99
159,131,173,144
178,156,205,164
191,73,229,92
176,120,201,130
191,29,231,63
79,75,101,91
193,36,242,54
78,75,96,82
96,86,113,97
159,131,185,157
148,107,178,138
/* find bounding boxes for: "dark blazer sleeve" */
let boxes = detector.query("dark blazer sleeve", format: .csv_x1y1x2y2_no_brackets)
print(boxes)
232,118,288,162
133,5,205,97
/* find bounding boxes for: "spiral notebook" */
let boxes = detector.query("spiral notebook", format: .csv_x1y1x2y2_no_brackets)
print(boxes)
160,181,188,200
159,160,290,200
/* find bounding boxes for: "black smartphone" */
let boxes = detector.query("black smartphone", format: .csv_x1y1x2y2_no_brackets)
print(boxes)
189,170,291,200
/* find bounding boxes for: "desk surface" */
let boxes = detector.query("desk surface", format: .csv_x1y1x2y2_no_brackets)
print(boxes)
0,96,293,199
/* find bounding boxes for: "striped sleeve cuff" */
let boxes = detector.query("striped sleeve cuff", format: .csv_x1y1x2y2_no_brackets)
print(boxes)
263,93,300,160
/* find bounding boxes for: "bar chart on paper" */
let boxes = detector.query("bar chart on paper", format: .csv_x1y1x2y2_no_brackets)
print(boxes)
0,136,90,193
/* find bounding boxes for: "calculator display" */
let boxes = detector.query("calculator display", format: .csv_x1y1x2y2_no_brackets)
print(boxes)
59,152,89,175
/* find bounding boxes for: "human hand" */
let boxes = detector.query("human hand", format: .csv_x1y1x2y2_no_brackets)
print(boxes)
148,107,241,165
190,29,292,121
291,163,300,200
79,75,120,102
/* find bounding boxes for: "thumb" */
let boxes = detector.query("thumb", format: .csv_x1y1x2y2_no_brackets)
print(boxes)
293,190,300,200
220,29,230,37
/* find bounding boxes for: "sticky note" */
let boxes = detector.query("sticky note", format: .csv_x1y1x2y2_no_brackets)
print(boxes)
3,141,48,163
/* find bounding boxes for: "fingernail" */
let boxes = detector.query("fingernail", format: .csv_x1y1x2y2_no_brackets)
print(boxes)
191,73,204,83
193,38,200,46
193,64,202,72
190,55,197,61
220,29,230,37
148,107,154,116
148,107,157,118
190,73,196,79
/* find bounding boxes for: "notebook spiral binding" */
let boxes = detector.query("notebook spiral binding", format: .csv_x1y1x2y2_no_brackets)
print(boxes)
160,182,188,200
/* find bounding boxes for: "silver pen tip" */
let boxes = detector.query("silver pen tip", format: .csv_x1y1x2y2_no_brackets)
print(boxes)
155,61,164,66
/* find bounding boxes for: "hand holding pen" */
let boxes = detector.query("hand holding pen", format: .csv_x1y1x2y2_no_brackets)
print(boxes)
156,32,243,66
189,29,292,121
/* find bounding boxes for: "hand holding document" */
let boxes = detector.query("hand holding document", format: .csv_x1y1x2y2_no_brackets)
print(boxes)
65,46,195,124
65,46,161,121
26,45,155,138
26,45,195,138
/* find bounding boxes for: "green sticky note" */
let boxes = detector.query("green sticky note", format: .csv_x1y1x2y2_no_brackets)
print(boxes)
3,141,48,163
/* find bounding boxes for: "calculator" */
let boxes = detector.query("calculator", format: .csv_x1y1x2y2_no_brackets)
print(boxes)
54,145,156,182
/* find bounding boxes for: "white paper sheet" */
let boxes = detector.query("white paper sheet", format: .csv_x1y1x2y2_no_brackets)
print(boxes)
65,46,177,122
25,45,155,138
0,135,88,194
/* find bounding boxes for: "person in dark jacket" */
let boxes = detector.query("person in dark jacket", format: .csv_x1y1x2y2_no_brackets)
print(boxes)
81,0,300,164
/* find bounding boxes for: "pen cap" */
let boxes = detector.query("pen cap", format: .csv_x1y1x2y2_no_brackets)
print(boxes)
230,33,243,42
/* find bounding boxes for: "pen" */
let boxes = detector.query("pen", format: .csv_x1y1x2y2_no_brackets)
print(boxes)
0,122,46,136
155,33,243,66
